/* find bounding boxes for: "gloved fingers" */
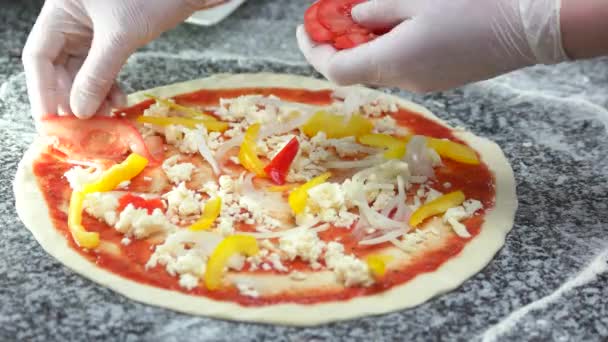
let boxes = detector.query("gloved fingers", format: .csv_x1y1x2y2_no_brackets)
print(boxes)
55,65,73,116
108,83,127,109
22,2,66,120
352,0,422,30
96,100,114,117
296,25,339,80
69,33,130,118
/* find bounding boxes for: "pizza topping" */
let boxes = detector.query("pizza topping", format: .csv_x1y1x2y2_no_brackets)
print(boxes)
68,191,100,249
163,182,202,221
205,235,259,290
238,123,267,177
264,137,299,185
41,116,158,164
115,204,173,239
442,199,483,238
410,191,466,227
144,94,217,121
325,242,373,287
83,192,120,226
189,197,222,231
81,153,148,194
64,166,102,191
359,133,408,159
426,138,480,165
136,116,228,132
278,229,325,269
197,135,220,175
302,111,373,139
117,193,164,215
162,155,196,184
366,254,394,278
288,171,332,214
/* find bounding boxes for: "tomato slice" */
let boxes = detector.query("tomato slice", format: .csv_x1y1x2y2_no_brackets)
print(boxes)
333,32,376,50
117,193,164,214
317,0,366,35
304,1,334,43
40,116,160,165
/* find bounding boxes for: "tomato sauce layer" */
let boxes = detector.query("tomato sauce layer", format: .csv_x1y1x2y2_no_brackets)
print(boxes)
33,87,495,306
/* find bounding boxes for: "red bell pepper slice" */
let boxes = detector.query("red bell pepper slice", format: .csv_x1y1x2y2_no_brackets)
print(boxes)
263,137,300,185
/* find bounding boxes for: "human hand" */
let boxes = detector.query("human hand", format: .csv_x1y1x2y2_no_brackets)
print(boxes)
22,0,225,120
298,0,569,93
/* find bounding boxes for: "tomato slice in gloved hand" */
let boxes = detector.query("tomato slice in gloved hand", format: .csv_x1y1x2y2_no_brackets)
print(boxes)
333,31,376,50
317,0,366,35
264,137,300,185
304,1,334,43
40,116,160,165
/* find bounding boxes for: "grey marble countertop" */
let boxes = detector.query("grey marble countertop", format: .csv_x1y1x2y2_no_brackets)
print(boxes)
2,1,608,341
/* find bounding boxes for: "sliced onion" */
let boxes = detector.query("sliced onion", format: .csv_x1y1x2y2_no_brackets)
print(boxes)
324,155,383,169
215,133,244,162
239,173,290,213
394,175,411,224
359,229,405,245
243,220,321,239
163,229,223,256
404,136,434,178
355,198,403,230
198,137,220,175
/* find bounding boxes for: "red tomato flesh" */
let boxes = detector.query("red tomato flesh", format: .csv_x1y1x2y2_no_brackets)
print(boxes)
317,0,366,35
40,116,160,165
304,2,333,43
305,0,379,50
117,193,165,214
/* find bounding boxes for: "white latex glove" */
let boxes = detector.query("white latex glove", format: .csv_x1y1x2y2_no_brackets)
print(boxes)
298,0,569,92
22,0,225,119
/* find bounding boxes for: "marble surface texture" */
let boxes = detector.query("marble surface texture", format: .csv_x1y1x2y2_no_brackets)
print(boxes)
1,1,608,341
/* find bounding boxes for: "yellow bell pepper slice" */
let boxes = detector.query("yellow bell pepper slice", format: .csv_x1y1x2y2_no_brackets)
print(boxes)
267,183,300,192
288,172,332,214
366,254,394,278
70,153,149,248
136,115,228,132
67,191,100,249
81,153,148,194
409,190,466,227
145,94,216,121
189,197,222,231
358,133,407,159
302,111,373,139
426,138,479,165
205,235,259,290
238,123,267,177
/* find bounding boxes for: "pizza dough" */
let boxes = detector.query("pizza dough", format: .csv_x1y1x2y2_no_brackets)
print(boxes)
14,73,517,325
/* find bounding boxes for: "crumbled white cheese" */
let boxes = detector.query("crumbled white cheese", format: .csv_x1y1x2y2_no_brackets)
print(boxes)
163,182,201,220
164,126,202,154
303,182,358,228
143,100,170,117
121,237,131,246
236,282,260,298
64,166,101,191
179,274,199,290
162,155,195,184
115,204,173,239
267,252,288,272
442,199,483,238
83,192,119,226
325,242,373,287
278,230,325,268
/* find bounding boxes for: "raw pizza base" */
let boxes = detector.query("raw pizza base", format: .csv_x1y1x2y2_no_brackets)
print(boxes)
14,73,517,326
